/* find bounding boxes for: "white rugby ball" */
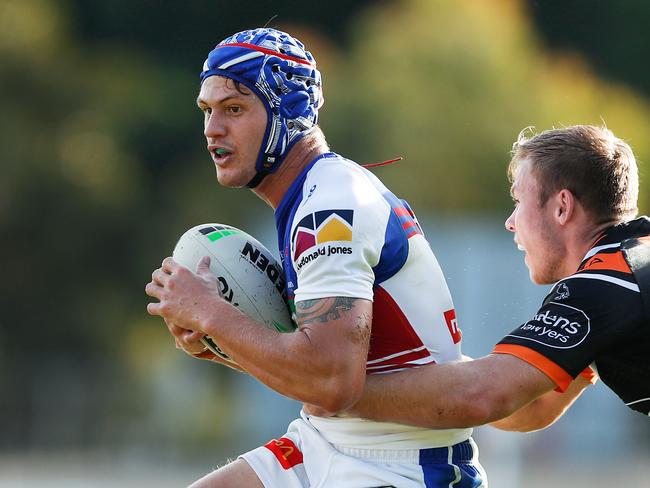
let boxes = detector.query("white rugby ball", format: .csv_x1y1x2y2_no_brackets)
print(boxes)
172,223,294,364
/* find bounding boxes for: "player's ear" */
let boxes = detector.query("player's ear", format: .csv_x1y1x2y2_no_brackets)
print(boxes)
555,189,575,225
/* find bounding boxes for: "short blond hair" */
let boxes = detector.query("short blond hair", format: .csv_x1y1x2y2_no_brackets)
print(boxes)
509,125,639,223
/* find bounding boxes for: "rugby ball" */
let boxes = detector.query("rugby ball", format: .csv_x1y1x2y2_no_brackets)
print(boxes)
172,223,294,364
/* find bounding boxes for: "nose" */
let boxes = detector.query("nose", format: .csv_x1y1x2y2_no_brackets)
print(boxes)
505,209,515,233
204,111,226,139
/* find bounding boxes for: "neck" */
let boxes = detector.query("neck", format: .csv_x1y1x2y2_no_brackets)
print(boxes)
567,218,619,270
252,129,329,209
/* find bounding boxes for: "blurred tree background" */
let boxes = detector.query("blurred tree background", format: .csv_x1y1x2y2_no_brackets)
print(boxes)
1,0,650,481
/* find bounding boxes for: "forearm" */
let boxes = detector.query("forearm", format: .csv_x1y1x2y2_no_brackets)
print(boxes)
490,375,591,432
348,355,555,429
349,362,498,428
201,298,370,411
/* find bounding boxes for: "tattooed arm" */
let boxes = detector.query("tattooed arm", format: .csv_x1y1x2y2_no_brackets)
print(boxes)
222,296,372,410
147,257,372,410
156,276,373,411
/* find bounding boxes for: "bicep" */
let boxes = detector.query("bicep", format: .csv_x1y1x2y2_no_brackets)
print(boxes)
294,297,372,351
293,297,373,409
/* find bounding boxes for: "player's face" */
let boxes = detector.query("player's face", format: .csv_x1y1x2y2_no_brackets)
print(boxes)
505,158,566,284
197,76,267,188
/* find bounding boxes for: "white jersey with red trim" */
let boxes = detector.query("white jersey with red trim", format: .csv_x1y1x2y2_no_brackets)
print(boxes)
274,153,472,449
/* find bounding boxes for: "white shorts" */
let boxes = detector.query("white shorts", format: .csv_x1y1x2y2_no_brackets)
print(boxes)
240,417,487,488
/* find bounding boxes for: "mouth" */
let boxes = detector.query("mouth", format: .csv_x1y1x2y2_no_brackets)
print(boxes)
209,146,233,165
514,239,525,251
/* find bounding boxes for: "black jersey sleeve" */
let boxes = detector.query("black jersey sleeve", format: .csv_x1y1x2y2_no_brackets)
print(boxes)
494,249,644,391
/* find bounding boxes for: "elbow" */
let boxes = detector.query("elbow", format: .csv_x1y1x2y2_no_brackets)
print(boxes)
462,385,518,427
416,388,502,429
314,372,365,414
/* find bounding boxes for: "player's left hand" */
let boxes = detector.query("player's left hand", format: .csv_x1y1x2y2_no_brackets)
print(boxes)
145,256,222,333
164,318,206,355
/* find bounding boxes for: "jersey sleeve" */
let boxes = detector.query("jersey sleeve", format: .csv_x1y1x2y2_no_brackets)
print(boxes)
289,162,389,302
494,268,643,391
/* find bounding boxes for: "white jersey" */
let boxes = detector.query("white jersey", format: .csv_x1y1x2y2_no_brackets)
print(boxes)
274,153,472,449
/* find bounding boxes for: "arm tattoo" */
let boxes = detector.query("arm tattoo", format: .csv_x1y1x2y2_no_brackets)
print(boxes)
296,297,372,346
295,297,358,325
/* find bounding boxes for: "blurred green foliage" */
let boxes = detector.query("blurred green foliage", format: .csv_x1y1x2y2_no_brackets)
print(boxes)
2,0,650,450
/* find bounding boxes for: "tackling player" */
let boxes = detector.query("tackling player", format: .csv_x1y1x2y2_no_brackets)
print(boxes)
145,29,487,487
327,125,650,431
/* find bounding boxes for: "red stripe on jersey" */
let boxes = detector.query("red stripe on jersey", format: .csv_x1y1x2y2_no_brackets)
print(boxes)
367,346,431,368
393,207,411,217
368,358,436,374
493,344,573,391
264,437,304,470
368,286,430,367
402,221,418,231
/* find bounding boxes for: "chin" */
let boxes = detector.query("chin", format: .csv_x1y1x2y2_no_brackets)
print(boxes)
530,274,553,285
215,170,249,189
529,266,561,285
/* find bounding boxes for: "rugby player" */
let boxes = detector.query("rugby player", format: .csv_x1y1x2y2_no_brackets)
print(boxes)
146,28,487,487
327,125,650,431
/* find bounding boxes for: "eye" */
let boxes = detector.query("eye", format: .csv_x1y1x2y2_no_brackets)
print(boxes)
227,105,242,114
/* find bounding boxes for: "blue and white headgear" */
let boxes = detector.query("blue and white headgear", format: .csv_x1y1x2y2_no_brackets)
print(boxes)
200,28,324,188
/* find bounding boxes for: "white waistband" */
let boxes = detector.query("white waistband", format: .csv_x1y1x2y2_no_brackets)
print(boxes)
333,438,478,464
302,411,472,450
332,446,423,463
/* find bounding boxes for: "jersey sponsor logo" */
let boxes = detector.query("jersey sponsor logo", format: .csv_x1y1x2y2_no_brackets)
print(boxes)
264,437,304,469
291,209,354,265
508,302,590,349
295,244,353,270
554,282,570,300
444,308,462,344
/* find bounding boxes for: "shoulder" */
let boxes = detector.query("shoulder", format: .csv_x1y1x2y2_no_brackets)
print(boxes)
293,156,390,227
303,156,386,203
563,244,641,301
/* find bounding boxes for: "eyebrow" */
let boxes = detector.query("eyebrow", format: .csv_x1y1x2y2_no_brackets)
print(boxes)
196,94,244,107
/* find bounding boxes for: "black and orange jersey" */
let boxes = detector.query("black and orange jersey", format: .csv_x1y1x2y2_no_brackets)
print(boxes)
495,217,650,416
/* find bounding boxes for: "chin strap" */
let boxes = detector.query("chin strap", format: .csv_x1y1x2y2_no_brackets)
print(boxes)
246,171,269,189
